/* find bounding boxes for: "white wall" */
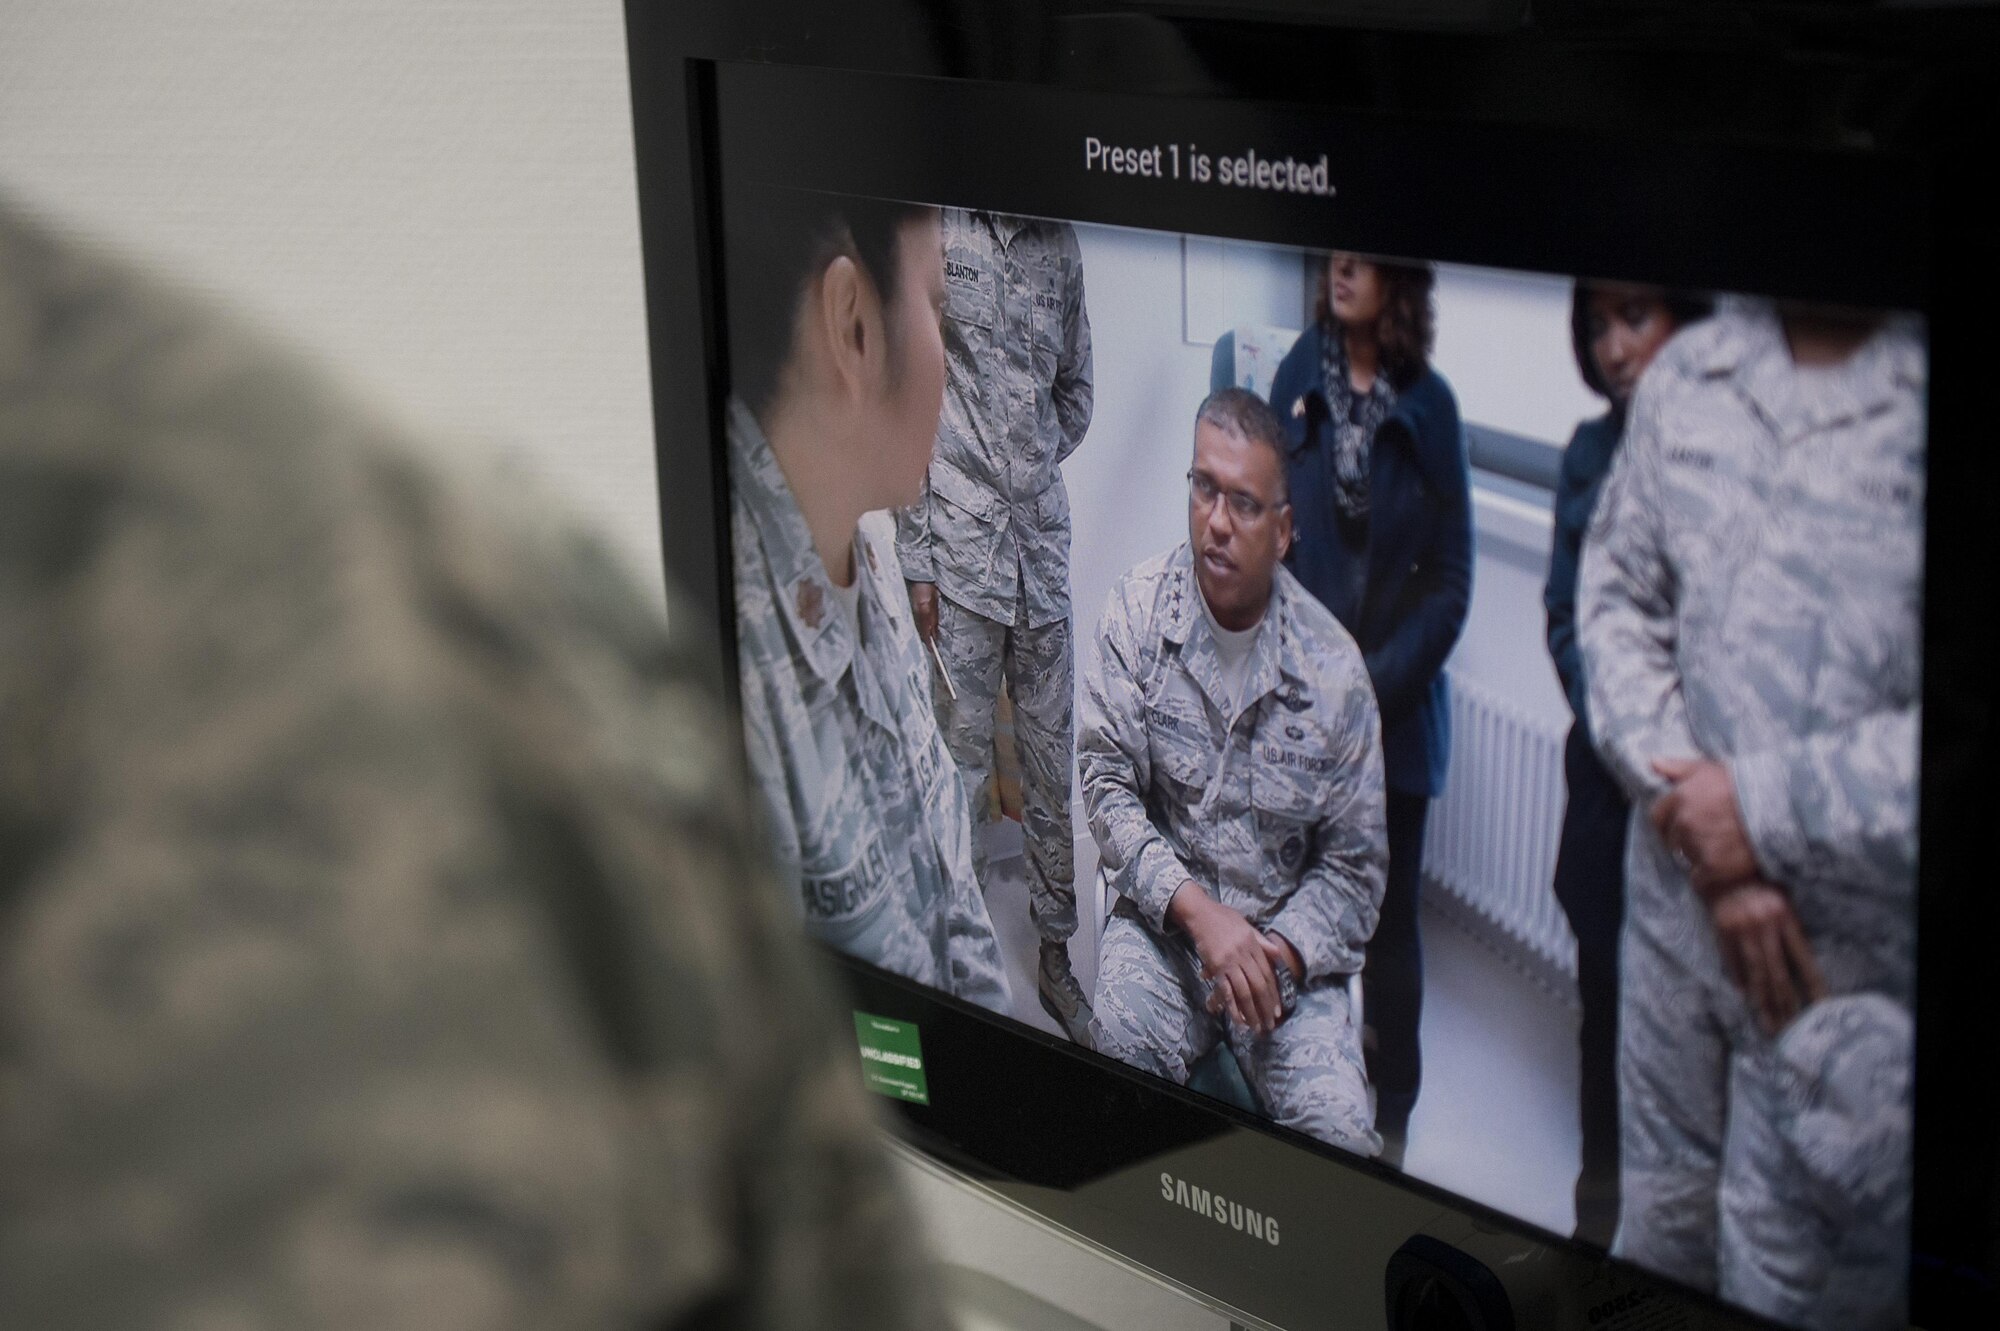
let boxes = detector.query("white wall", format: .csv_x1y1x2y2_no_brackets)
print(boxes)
1434,262,1583,732
1180,234,1308,343
1434,263,1599,447
1451,501,1571,731
0,0,661,596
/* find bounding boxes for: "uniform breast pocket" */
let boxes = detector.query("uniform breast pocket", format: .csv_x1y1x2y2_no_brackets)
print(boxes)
944,253,997,337
1654,448,1741,578
1258,699,1347,833
1814,526,1923,712
1147,703,1212,806
1253,805,1318,881
1028,261,1066,378
1252,758,1327,881
1796,460,1924,711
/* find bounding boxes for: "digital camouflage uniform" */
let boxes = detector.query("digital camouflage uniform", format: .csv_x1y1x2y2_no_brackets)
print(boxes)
1079,543,1387,1156
1577,300,1924,1329
894,210,1092,968
0,200,947,1330
730,400,1011,1013
1722,994,1913,1331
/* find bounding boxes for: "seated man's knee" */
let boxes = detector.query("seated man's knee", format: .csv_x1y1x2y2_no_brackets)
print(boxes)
1254,993,1378,1156
1091,925,1193,1079
1269,1060,1379,1156
1283,1087,1379,1157
1089,976,1184,1078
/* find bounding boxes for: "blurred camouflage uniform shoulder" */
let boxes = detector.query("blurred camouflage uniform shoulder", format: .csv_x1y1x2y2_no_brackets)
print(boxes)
1645,299,1743,379
1629,298,1821,393
1098,544,1179,631
0,199,941,1331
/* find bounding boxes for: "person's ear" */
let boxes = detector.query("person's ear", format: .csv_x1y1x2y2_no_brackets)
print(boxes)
1275,503,1293,560
816,254,870,399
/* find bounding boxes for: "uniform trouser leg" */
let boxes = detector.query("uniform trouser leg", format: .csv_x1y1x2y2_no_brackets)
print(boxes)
1094,910,1379,1158
1613,867,1730,1293
1364,792,1430,1146
1551,724,1629,1245
1090,909,1215,1082
1004,608,1075,943
1717,995,1913,1331
1234,982,1381,1158
932,596,1007,886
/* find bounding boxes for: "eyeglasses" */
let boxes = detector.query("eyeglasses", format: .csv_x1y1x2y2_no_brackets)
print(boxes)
1188,469,1284,525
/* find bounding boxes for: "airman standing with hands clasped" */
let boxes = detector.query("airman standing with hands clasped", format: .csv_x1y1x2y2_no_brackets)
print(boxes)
1579,298,1925,1331
897,208,1095,1041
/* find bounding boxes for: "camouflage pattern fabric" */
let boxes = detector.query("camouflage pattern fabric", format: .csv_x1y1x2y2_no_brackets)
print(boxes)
932,588,1076,943
0,199,947,1330
1719,994,1913,1331
1079,543,1387,1155
729,400,1011,1012
894,209,1092,629
1095,905,1378,1155
1576,300,1924,1316
896,210,1091,949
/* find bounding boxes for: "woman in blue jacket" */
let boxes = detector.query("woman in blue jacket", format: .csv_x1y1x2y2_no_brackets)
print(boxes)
1544,281,1709,1245
1270,254,1470,1167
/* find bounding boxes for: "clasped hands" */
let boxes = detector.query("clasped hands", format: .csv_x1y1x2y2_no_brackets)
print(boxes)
1649,756,1826,1035
1168,881,1303,1036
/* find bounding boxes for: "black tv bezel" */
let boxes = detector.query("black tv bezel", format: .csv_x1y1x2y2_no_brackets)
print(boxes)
624,4,1998,1326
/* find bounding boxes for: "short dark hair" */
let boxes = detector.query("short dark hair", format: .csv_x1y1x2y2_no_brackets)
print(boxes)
1195,386,1289,502
1316,256,1435,390
726,189,936,414
1569,281,1715,402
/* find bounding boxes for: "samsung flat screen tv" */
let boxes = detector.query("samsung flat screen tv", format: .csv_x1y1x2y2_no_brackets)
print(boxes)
625,4,1996,1327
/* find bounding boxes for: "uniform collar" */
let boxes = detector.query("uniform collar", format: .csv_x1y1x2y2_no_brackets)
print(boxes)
1158,543,1308,722
1704,301,1927,446
726,397,856,690
980,210,1030,248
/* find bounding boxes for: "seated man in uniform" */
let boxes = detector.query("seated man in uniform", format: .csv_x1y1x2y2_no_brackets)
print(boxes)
725,189,1011,1011
1079,387,1387,1157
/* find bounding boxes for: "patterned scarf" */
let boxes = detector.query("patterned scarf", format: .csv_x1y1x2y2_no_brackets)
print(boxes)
1318,324,1396,522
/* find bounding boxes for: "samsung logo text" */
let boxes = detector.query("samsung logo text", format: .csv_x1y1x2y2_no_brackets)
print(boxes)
1159,1173,1280,1246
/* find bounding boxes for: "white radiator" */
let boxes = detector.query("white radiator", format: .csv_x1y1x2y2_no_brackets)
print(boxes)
1421,672,1578,1002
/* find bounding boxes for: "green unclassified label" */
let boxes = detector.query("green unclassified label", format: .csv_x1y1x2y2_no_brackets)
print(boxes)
854,1012,929,1104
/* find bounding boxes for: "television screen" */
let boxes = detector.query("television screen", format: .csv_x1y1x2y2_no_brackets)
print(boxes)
645,45,1973,1331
